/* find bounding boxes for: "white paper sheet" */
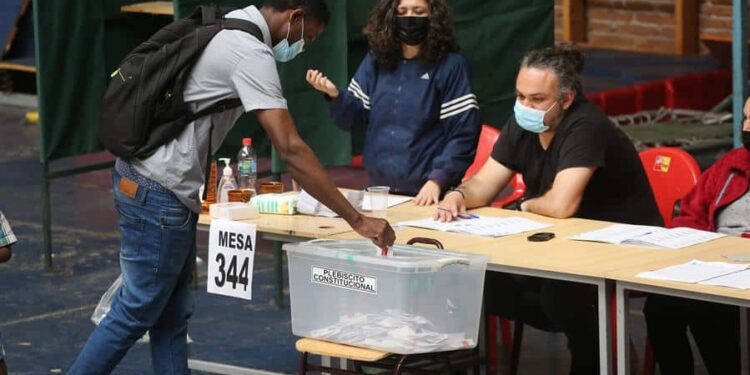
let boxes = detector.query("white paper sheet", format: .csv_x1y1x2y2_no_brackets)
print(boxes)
637,260,748,284
568,224,725,249
699,269,750,289
361,194,413,211
567,224,663,245
398,216,551,237
627,227,725,249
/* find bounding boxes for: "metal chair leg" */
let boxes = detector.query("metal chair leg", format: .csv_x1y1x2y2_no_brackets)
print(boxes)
299,352,308,375
510,322,524,375
393,355,408,375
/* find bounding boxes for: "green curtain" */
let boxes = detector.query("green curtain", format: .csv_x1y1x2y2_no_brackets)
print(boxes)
33,0,551,166
451,0,554,126
33,0,167,162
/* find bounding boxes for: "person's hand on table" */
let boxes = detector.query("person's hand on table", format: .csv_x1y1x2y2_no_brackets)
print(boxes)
433,190,466,222
413,180,441,206
306,69,339,99
351,214,395,249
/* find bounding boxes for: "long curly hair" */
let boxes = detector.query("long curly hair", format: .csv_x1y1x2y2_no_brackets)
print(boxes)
363,0,460,70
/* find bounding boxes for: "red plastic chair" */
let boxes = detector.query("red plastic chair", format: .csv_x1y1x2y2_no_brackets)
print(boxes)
463,125,526,209
463,125,525,372
464,125,501,180
492,174,526,208
638,147,701,227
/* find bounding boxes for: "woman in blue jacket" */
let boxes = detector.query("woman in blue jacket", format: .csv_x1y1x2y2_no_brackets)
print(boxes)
306,0,480,205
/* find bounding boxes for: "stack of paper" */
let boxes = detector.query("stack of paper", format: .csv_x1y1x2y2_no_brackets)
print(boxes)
296,190,413,217
568,224,725,249
637,260,750,289
398,216,551,237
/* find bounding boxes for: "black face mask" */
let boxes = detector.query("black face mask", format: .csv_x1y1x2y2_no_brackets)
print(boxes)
396,16,429,46
743,130,750,150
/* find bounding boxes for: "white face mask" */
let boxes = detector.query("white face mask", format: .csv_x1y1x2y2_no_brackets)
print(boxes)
273,18,305,62
514,99,557,133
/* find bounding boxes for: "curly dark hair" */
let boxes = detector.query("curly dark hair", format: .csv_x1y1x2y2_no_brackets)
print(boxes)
521,44,584,99
363,0,460,70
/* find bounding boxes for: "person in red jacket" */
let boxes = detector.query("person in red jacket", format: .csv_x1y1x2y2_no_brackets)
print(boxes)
643,98,750,375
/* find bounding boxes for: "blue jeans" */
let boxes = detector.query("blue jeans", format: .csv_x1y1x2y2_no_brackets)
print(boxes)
69,170,197,374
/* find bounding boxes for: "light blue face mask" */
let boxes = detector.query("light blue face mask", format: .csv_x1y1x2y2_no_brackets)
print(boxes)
514,99,558,133
273,18,305,63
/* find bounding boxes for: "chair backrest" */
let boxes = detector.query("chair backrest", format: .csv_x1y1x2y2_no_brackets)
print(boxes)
638,147,701,226
463,124,501,181
492,173,527,208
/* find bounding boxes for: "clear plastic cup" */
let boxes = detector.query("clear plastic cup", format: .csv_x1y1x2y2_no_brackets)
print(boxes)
367,186,390,217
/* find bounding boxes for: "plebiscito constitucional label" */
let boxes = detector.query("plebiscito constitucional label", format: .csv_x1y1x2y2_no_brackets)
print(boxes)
311,266,378,295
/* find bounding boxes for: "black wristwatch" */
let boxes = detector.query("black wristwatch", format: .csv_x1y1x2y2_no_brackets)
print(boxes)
447,187,466,200
516,196,528,211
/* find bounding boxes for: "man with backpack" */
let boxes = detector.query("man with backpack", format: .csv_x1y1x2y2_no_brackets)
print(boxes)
69,1,394,373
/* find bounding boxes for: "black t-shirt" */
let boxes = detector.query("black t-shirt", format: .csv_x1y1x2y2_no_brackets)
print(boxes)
491,95,663,226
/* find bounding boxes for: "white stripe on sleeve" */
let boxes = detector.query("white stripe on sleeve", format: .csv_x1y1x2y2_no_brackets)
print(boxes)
440,103,479,120
441,93,476,109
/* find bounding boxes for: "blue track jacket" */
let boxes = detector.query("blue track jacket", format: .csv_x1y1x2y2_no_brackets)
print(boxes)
329,52,480,195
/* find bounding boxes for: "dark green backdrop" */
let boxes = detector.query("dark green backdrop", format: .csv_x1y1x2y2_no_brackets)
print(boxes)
33,0,553,170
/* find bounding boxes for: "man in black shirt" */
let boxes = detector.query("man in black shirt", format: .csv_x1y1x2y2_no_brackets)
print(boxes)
436,46,662,374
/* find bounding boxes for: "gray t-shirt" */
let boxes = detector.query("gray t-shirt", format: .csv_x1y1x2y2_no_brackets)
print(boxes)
716,188,750,236
132,5,288,212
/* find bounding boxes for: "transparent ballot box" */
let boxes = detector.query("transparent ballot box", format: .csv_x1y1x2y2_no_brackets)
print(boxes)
284,240,489,354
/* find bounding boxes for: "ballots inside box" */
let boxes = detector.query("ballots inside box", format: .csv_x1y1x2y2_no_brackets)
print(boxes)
209,202,259,220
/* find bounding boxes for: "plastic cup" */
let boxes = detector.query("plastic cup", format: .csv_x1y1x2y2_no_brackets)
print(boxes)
367,186,390,217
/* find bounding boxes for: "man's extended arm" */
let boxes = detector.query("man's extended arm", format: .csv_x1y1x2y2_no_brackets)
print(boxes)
255,108,395,247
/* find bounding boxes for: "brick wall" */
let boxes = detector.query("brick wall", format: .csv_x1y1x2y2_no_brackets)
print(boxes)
553,0,736,55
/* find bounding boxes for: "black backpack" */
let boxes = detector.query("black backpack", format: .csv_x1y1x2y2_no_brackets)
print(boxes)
98,5,263,159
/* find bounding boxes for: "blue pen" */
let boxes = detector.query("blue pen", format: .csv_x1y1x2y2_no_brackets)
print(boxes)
457,213,479,219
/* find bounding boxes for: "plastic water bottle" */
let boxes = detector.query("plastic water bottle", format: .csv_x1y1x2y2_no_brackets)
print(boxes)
237,137,257,195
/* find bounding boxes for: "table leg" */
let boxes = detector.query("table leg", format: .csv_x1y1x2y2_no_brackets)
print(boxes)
273,240,284,309
616,283,630,375
598,280,614,375
741,307,748,375
321,356,331,375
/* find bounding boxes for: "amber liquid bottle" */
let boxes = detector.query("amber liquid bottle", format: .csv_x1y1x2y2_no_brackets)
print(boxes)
201,161,218,213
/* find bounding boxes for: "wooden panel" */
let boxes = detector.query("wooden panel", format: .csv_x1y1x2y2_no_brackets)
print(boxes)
562,0,585,43
296,338,389,362
120,1,174,16
675,0,699,55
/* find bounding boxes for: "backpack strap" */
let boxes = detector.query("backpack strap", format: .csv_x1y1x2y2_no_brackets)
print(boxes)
220,18,264,42
187,98,243,123
195,16,264,200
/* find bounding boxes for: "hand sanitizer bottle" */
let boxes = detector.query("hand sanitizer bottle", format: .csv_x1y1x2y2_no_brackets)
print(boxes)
217,158,238,203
